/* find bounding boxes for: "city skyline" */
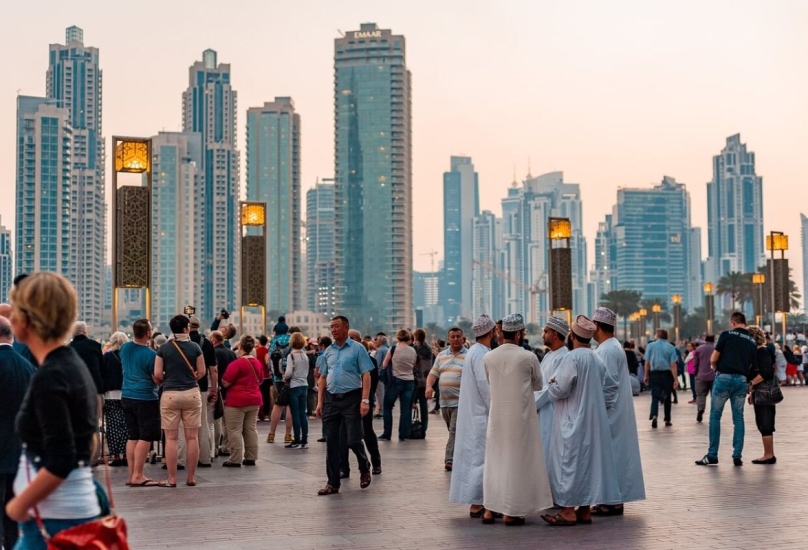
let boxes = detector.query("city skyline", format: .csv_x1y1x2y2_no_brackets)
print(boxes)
2,3,807,315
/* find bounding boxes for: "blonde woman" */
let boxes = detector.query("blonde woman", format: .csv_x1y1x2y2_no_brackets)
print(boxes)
284,333,310,449
5,273,101,547
101,331,130,466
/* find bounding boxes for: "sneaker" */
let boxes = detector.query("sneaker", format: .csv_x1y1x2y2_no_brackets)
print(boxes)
299,443,308,449
267,433,275,443
284,435,293,443
285,441,300,449
694,455,718,466
688,399,697,404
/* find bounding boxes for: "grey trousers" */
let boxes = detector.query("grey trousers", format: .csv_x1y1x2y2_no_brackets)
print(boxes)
441,406,458,463
695,379,713,412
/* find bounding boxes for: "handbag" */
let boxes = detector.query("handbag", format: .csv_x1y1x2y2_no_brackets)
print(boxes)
408,404,425,439
753,378,784,406
26,456,129,549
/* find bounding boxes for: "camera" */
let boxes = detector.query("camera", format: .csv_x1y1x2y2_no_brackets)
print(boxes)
183,305,196,316
220,309,230,320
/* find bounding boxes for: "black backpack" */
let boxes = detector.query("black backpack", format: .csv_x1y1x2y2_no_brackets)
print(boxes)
270,343,291,379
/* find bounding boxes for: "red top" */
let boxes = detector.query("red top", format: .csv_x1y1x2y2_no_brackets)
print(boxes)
255,345,269,379
222,356,263,408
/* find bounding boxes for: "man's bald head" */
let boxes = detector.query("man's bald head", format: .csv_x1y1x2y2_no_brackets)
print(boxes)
348,329,362,342
0,304,10,318
0,316,12,343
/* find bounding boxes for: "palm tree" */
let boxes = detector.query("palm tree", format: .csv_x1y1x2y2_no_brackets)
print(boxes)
639,297,672,324
716,272,751,310
755,265,802,313
600,290,642,338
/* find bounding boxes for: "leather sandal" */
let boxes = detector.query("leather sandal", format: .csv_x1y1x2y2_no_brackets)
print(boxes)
591,504,623,516
504,516,526,527
469,506,485,518
541,513,577,526
317,485,339,496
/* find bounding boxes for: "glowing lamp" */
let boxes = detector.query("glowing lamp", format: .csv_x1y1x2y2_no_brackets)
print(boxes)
115,140,150,173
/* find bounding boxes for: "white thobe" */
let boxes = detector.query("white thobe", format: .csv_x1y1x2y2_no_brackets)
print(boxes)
534,346,569,461
546,347,622,508
596,337,646,503
483,344,553,516
449,342,491,505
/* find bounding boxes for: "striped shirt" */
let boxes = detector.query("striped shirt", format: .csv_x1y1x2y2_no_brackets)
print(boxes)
429,347,467,408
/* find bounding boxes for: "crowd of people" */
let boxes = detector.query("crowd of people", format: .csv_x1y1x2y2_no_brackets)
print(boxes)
0,271,795,546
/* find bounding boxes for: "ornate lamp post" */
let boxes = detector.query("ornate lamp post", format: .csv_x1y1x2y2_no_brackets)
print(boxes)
703,283,714,334
652,304,661,334
111,137,152,332
671,294,682,343
752,273,766,326
639,308,648,345
548,217,573,325
766,232,789,345
240,202,268,336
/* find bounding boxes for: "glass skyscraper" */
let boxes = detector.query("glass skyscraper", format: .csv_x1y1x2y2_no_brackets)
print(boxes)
612,176,700,309
182,49,240,322
0,219,12,303
334,23,413,332
500,172,588,325
472,210,504,319
442,156,479,320
706,134,764,283
15,96,74,281
306,181,336,317
148,132,204,332
47,26,105,328
246,98,301,314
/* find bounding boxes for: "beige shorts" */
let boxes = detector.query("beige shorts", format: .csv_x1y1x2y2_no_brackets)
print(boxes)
160,388,202,430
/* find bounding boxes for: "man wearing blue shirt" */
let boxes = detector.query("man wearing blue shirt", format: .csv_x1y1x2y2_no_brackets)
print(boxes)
315,316,374,495
643,329,679,429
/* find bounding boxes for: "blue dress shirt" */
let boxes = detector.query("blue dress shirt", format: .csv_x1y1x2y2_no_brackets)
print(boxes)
319,338,374,394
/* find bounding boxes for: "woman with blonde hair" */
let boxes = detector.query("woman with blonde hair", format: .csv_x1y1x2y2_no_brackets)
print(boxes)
284,332,310,449
221,335,263,466
102,331,130,466
5,273,102,547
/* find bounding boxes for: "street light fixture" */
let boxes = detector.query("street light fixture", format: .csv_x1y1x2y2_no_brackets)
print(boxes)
703,283,714,335
639,308,648,345
547,217,573,325
752,273,766,326
652,304,661,333
766,231,789,346
671,294,682,343
240,201,268,336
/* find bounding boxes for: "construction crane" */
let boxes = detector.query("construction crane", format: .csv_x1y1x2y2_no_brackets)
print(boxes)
473,260,546,326
420,250,438,274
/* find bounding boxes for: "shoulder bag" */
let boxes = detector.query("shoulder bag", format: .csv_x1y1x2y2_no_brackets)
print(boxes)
26,456,129,549
171,341,199,380
753,378,784,406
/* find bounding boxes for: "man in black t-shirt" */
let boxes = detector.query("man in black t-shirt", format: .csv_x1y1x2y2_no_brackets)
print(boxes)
695,312,757,467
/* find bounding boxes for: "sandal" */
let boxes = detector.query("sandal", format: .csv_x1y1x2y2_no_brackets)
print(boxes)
317,484,339,496
591,504,623,516
541,513,577,526
129,479,160,487
481,511,496,525
469,506,485,518
156,480,177,488
504,516,526,526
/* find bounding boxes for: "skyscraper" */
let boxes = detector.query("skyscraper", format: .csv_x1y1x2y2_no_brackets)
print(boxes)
706,134,764,283
442,156,479,320
612,176,700,309
246,98,301,314
182,49,239,322
306,180,336,317
15,96,74,280
472,210,503,319
47,26,105,328
148,132,204,332
0,219,12,302
334,23,412,332
590,214,617,302
500,172,588,325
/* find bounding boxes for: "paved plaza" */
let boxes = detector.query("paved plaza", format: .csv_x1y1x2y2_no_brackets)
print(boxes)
114,389,808,550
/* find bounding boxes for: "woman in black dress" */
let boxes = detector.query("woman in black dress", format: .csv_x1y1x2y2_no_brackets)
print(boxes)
746,325,777,464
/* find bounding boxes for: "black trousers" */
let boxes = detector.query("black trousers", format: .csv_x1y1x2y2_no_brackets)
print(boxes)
1,472,18,550
413,386,429,435
323,389,369,487
649,370,674,422
341,411,381,472
259,379,273,418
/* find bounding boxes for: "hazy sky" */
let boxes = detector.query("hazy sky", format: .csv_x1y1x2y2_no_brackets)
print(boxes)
2,1,807,296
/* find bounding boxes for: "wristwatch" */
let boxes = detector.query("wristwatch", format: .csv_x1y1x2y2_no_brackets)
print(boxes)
361,399,370,404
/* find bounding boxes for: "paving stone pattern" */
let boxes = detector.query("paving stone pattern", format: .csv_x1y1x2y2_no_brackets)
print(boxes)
111,389,808,549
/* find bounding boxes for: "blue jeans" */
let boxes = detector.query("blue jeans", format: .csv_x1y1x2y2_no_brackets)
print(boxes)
707,374,748,460
289,386,309,443
382,378,415,439
15,516,99,550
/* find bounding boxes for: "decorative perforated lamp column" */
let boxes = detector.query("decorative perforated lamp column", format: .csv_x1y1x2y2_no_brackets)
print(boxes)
703,283,714,335
671,294,682,343
752,273,766,326
240,201,268,336
766,232,789,345
547,217,573,325
111,137,152,332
